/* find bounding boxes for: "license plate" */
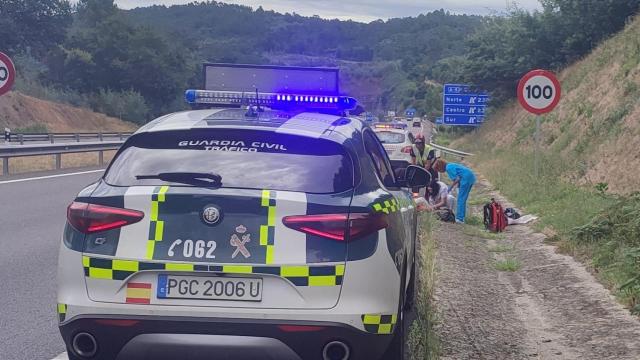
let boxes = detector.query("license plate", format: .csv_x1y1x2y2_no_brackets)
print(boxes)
157,274,262,301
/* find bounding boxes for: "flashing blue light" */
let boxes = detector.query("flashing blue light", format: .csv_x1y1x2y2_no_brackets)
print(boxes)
185,89,357,111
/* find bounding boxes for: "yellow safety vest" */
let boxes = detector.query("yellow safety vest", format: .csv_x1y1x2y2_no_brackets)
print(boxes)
412,144,431,167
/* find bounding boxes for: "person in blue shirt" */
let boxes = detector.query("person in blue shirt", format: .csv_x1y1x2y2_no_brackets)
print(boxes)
433,159,476,223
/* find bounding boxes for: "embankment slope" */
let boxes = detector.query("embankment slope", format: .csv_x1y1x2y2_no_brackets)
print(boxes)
0,91,136,133
457,16,640,194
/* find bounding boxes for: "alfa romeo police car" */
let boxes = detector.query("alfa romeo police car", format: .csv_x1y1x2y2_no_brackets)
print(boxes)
57,64,430,360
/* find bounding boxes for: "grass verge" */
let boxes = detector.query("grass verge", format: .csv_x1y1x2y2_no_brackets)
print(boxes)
489,244,514,253
459,139,639,313
462,225,503,240
408,214,440,360
494,258,521,272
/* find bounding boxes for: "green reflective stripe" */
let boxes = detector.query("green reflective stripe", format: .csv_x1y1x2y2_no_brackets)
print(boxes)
261,190,276,264
146,186,169,259
82,256,344,287
222,265,253,273
281,266,309,277
372,198,399,214
112,260,139,272
165,263,194,271
57,303,67,322
361,313,397,334
259,225,269,246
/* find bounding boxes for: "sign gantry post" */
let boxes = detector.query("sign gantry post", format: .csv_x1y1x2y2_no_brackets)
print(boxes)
517,69,562,177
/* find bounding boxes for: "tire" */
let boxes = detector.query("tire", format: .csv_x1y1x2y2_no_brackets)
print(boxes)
405,224,418,311
404,256,416,311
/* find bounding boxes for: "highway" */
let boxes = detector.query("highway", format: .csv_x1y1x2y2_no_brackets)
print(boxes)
0,169,105,360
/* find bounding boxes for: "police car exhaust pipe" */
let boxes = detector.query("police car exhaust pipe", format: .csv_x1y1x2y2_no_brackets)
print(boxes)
322,341,350,360
72,332,98,358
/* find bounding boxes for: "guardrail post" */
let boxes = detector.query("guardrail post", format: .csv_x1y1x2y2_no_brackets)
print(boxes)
99,132,103,142
118,132,123,141
49,134,54,144
98,151,104,166
55,154,61,170
2,157,8,176
18,134,24,145
75,134,80,142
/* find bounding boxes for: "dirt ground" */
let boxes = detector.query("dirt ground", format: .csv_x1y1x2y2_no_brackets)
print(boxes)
432,177,640,360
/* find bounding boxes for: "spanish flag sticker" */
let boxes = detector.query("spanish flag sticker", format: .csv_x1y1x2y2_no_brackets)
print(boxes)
126,282,152,304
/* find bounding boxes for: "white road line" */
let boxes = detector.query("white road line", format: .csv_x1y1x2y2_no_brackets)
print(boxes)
0,169,104,185
51,352,68,360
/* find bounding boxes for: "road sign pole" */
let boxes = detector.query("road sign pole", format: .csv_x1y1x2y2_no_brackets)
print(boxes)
535,115,540,178
517,70,561,179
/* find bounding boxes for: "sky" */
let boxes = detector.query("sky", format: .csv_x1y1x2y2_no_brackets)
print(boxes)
114,0,542,22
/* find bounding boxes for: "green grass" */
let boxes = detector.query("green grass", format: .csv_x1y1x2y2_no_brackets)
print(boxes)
462,224,503,240
464,214,484,226
407,214,440,360
13,123,49,133
494,258,521,272
489,244,514,253
459,139,640,313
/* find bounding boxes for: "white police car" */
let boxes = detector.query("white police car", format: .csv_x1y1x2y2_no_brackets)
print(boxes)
372,123,416,169
57,64,430,360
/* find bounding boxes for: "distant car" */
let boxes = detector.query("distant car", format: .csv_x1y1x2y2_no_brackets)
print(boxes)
372,125,415,169
57,64,429,360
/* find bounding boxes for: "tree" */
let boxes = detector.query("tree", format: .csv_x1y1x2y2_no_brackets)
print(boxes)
0,0,72,56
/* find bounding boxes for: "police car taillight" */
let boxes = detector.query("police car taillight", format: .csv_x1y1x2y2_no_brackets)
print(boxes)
67,202,145,234
282,213,388,241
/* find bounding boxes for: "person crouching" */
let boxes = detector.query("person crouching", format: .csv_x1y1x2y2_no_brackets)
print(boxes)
433,159,476,223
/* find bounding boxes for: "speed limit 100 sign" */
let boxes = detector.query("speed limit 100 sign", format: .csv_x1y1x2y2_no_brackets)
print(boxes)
0,52,16,97
517,69,561,115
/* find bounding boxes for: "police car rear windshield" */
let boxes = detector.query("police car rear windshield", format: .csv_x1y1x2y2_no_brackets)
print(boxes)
104,129,354,194
374,131,405,144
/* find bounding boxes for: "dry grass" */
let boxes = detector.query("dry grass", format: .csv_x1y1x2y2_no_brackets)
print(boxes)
452,16,640,195
1,151,116,175
408,214,440,360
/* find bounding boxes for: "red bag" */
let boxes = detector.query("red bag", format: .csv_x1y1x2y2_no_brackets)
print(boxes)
483,199,507,232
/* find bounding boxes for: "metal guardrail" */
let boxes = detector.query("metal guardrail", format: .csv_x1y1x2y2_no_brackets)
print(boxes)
0,141,125,176
5,132,133,145
430,143,474,159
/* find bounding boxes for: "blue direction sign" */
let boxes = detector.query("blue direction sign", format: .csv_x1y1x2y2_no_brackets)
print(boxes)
364,112,375,122
435,116,444,124
442,84,489,126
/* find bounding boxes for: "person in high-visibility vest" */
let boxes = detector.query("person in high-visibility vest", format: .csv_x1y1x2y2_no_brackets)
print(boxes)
410,134,438,181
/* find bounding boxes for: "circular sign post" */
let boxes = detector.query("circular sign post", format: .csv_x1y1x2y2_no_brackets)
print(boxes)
0,52,16,97
517,69,561,177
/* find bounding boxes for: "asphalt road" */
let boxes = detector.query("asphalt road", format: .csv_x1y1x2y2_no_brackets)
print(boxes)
0,169,105,360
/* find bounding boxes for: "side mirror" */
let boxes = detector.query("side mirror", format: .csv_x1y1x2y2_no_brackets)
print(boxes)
405,165,431,188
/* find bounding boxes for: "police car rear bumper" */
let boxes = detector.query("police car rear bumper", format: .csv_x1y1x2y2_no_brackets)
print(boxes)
59,315,392,360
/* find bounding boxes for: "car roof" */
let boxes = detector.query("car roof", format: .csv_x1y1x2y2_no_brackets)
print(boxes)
135,108,367,144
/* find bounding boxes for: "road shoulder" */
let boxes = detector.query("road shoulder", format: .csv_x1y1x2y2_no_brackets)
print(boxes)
433,178,640,359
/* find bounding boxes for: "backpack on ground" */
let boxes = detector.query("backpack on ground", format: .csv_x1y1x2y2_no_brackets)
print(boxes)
504,207,521,220
436,209,456,223
483,199,508,232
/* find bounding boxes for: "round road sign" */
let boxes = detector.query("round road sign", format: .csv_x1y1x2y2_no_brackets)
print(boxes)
0,52,16,97
517,69,561,115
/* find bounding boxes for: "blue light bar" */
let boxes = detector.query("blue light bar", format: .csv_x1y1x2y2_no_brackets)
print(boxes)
185,89,357,111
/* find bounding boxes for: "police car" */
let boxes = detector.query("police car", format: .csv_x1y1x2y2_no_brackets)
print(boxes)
371,123,416,169
57,64,430,360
